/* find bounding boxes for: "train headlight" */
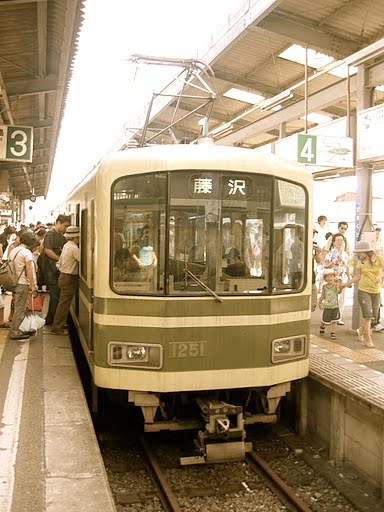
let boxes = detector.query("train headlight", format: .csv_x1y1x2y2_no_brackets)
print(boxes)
127,345,147,361
272,335,306,363
108,342,163,369
274,339,291,353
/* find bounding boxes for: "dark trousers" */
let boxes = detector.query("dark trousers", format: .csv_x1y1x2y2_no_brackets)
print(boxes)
51,273,78,332
45,279,61,325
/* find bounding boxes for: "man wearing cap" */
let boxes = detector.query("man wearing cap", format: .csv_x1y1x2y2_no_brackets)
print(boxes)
51,226,80,335
42,214,71,325
8,232,39,340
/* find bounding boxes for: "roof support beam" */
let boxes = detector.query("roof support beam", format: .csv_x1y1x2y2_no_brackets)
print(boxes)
216,76,357,145
256,12,360,58
37,1,48,144
6,75,58,97
0,0,46,4
212,68,280,97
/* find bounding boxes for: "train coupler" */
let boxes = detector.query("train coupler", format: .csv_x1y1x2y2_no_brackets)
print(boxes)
180,398,252,465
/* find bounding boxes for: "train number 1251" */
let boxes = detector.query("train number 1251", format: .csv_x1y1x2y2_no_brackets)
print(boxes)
169,341,206,358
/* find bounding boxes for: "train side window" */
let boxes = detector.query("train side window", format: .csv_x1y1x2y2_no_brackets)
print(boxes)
272,180,307,293
111,173,166,294
80,209,88,280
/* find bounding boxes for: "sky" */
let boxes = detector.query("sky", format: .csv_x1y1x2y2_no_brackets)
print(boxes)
40,0,240,215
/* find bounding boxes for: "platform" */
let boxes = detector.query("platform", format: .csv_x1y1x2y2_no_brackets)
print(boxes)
305,288,384,496
0,294,116,512
1,288,384,510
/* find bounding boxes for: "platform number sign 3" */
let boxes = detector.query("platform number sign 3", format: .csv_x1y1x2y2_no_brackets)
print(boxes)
298,134,317,164
0,125,33,162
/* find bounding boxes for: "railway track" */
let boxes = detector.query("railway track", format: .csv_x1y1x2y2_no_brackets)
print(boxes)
99,419,366,511
133,437,313,512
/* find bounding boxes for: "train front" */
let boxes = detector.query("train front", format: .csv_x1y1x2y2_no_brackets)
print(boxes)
92,146,312,463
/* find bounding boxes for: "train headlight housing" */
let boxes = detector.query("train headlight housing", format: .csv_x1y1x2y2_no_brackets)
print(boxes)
108,342,163,369
272,335,306,363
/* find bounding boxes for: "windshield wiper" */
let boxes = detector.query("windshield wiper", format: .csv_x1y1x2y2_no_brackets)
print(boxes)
184,268,222,302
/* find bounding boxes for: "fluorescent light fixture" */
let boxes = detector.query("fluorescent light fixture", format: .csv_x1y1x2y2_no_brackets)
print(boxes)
301,112,332,124
210,121,233,136
327,64,358,78
279,44,334,69
260,90,294,111
223,87,265,104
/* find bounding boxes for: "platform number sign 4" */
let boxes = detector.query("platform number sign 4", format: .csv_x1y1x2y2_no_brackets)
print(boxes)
298,134,317,164
0,125,33,162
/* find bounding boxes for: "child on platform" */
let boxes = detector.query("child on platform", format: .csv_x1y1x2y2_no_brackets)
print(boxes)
318,268,342,340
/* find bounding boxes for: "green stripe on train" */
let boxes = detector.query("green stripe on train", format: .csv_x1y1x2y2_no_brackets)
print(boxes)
91,321,310,370
92,295,309,316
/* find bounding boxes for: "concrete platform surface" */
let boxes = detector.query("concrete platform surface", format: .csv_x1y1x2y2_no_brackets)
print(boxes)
0,292,116,512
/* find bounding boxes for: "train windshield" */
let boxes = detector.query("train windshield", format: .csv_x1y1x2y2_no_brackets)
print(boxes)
111,171,307,296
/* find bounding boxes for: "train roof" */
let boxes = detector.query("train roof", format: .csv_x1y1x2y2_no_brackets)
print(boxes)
100,143,311,176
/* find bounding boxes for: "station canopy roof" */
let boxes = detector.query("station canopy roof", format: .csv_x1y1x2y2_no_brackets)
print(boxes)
0,0,84,201
1,0,384,203
130,0,384,179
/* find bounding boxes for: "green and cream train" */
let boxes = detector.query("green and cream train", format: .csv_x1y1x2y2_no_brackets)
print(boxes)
66,142,312,463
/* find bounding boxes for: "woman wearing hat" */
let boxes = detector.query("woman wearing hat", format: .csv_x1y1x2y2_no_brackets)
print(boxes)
8,231,39,340
51,226,80,336
344,240,384,348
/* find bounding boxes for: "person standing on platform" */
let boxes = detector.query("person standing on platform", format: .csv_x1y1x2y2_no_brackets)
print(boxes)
51,226,80,335
374,227,383,256
318,269,342,340
344,240,384,348
323,233,350,325
41,214,71,325
312,227,323,311
314,215,328,249
322,221,350,255
8,232,39,340
372,226,384,332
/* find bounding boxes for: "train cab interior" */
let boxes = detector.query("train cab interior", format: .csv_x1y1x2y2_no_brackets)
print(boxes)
111,171,308,296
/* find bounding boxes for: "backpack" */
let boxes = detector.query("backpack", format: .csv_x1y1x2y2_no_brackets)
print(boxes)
0,248,24,291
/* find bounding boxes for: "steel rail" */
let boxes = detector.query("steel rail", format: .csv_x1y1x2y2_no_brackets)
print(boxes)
139,437,182,512
246,450,312,512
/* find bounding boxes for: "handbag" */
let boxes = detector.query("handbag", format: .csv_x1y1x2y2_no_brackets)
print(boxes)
28,292,45,312
20,292,46,332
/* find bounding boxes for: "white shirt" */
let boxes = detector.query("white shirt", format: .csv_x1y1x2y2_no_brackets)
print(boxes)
58,240,79,275
10,246,35,286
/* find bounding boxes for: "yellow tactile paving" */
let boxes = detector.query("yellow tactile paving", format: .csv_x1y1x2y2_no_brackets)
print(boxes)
310,334,384,363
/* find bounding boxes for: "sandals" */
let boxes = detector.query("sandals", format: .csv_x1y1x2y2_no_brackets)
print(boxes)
330,333,336,340
319,327,325,335
0,323,10,329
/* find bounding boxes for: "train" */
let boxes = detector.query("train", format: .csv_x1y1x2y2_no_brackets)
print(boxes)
65,141,312,463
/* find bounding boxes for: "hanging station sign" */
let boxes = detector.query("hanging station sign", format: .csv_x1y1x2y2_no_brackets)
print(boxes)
358,104,384,161
297,134,354,167
0,125,33,162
